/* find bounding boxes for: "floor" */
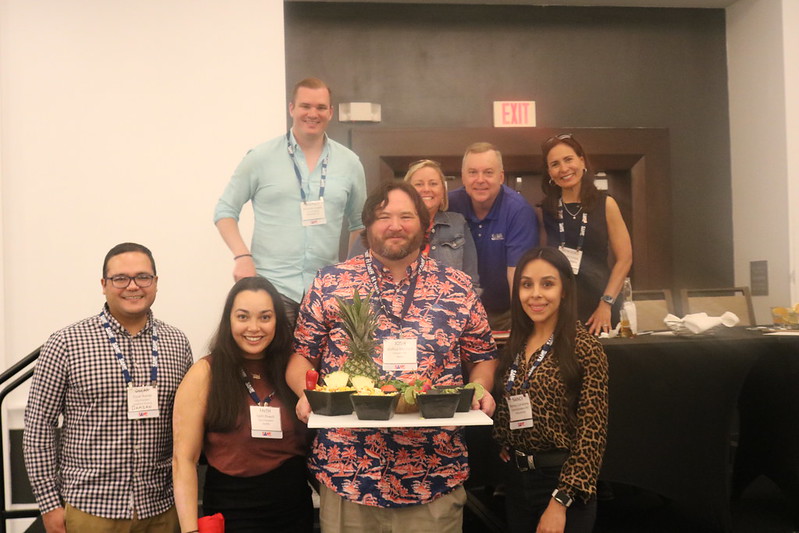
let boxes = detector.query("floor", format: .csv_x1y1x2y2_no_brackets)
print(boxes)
463,477,797,533
18,478,796,532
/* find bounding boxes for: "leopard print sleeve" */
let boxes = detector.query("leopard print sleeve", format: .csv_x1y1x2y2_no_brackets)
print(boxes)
558,325,609,501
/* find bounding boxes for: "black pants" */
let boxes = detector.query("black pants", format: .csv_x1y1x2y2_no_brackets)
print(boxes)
203,456,313,533
503,460,597,533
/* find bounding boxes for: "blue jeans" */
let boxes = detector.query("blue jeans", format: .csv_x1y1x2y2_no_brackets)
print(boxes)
503,460,597,533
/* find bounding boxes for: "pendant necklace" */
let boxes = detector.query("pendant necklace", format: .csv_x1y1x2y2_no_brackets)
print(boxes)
562,202,583,220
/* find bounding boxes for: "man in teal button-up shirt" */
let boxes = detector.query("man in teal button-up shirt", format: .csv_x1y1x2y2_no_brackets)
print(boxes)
214,78,367,323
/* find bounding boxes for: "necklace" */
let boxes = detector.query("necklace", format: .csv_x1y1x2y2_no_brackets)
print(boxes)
562,201,582,220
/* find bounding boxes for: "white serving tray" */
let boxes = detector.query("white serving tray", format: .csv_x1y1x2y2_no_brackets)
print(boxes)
308,409,494,429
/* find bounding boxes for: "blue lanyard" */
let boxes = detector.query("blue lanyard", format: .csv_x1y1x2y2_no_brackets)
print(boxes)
100,310,158,387
363,250,423,327
557,198,588,251
240,369,273,406
504,335,554,393
286,131,328,203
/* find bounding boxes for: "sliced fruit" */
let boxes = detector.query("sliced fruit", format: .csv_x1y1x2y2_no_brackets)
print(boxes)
464,382,485,401
351,375,375,390
324,370,350,389
380,384,398,393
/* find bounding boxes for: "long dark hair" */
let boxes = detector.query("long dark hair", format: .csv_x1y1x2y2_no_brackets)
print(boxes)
540,135,601,217
498,247,583,426
205,276,296,433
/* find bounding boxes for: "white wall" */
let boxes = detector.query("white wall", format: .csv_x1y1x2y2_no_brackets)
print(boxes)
784,0,799,303
0,1,286,371
727,0,796,322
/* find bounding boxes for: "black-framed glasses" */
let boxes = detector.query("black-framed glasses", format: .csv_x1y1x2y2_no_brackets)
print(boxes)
105,274,155,289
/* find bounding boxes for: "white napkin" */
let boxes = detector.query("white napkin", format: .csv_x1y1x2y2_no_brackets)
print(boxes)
664,312,739,335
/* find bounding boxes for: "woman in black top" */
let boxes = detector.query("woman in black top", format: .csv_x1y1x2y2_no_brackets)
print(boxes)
540,134,632,335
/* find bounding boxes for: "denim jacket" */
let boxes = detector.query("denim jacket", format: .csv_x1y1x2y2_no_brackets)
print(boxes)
349,210,480,292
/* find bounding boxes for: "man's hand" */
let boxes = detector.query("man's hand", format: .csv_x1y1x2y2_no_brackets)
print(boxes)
42,506,66,533
296,394,311,424
233,256,257,282
472,388,496,417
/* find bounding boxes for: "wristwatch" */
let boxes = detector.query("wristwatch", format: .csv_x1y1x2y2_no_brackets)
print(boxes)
600,294,615,305
552,489,574,508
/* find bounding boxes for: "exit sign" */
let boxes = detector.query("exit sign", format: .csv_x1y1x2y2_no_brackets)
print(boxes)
493,101,536,127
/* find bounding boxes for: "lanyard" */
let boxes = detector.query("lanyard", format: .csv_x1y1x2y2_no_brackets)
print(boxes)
363,250,422,327
504,335,554,393
557,198,588,251
286,131,328,204
100,310,158,387
240,369,274,406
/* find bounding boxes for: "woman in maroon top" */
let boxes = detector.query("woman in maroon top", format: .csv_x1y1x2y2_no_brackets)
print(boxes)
173,277,312,533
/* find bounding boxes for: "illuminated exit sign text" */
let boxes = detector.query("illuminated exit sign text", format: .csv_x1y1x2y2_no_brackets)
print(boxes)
493,101,536,127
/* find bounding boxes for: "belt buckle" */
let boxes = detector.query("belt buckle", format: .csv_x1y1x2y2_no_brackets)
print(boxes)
514,450,534,472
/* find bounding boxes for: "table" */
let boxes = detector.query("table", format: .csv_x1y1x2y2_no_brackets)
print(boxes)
599,329,799,532
732,332,799,527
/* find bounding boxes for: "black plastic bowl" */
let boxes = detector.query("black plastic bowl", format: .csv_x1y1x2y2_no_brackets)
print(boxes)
305,389,354,416
417,392,460,419
350,393,400,420
434,386,475,412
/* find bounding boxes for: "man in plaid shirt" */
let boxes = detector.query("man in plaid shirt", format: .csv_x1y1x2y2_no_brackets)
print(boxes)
23,243,193,532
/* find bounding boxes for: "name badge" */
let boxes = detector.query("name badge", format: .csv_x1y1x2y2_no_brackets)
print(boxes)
507,394,533,430
250,405,282,439
382,338,418,371
558,245,583,275
127,386,160,419
301,199,326,226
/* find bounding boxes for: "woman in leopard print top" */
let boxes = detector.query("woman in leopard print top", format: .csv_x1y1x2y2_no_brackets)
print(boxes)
493,247,608,533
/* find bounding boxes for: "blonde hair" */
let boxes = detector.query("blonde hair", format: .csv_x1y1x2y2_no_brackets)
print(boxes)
404,159,448,211
462,142,503,170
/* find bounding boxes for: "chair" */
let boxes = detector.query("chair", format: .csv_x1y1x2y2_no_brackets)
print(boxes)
631,289,675,331
679,287,756,326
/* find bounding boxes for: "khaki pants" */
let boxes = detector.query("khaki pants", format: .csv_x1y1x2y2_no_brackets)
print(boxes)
64,503,179,533
319,484,466,533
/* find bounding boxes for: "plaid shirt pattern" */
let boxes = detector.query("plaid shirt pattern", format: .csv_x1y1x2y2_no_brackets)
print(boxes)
23,306,193,519
294,254,497,507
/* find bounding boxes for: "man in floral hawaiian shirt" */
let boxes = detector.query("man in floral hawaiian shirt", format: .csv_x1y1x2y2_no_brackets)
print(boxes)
287,181,498,533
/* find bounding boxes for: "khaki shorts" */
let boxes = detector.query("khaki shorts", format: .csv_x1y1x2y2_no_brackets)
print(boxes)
318,484,466,533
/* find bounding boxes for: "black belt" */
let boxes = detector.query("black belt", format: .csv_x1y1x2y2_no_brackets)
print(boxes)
513,449,569,472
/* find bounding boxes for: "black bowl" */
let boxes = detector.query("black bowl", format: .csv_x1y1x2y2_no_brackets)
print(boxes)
417,392,460,419
305,389,354,416
434,386,475,412
350,393,400,420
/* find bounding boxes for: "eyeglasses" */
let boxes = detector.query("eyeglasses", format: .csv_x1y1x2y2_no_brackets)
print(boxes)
105,274,155,289
543,133,573,145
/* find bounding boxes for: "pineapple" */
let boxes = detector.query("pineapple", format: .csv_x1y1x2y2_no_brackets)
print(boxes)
336,290,381,383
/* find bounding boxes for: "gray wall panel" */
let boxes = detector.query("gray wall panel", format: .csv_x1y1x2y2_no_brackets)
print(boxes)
285,2,731,290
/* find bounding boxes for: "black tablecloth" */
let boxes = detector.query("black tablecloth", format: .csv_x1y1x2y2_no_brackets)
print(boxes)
600,329,799,532
733,332,799,526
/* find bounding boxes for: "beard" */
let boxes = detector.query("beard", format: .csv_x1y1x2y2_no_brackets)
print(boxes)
372,230,424,261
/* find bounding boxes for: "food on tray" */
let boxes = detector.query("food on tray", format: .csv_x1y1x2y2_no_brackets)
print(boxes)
324,370,350,389
305,369,319,391
337,291,381,382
